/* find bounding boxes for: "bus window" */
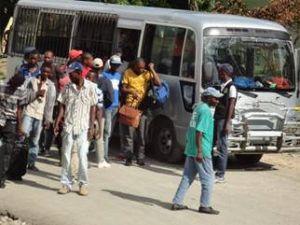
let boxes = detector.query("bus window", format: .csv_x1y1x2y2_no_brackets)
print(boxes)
36,12,74,57
142,24,186,76
11,7,39,55
181,30,196,79
72,13,118,59
116,28,140,62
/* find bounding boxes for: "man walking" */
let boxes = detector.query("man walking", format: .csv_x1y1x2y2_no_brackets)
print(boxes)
171,87,222,215
22,65,56,171
54,62,97,196
214,63,237,183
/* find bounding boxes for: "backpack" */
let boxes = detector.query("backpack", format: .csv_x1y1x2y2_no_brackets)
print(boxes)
145,80,169,110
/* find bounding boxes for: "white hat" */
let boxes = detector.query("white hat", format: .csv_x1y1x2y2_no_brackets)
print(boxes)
202,87,223,98
93,58,103,69
110,55,122,65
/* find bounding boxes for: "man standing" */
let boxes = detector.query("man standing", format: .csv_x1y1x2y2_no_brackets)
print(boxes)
22,65,56,171
102,55,122,165
121,58,160,166
54,62,97,196
214,63,237,183
172,87,222,215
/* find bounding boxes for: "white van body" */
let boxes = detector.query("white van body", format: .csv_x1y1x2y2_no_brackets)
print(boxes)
8,0,300,163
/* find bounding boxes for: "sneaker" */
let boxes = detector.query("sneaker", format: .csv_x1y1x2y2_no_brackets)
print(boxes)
79,184,88,196
97,162,106,169
104,161,111,168
215,176,225,184
27,164,39,171
198,206,220,215
125,158,132,166
137,159,145,166
171,204,188,211
57,185,71,194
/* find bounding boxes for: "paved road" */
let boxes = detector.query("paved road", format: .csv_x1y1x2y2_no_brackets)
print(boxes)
0,146,300,225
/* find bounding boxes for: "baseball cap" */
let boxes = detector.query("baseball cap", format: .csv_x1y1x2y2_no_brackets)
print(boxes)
66,62,83,74
202,87,223,98
69,49,83,60
93,58,104,69
218,63,233,75
110,55,122,65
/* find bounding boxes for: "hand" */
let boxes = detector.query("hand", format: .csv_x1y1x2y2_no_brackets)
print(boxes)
132,91,140,100
148,63,155,71
88,127,95,141
36,89,46,98
222,123,230,135
54,125,60,136
196,152,203,162
95,128,102,140
44,121,51,129
17,127,26,136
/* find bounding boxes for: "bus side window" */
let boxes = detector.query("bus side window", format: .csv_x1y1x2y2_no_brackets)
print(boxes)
36,12,74,58
181,30,196,79
142,24,186,76
11,7,39,55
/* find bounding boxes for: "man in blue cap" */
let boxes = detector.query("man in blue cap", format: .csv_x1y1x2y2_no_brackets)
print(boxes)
214,63,237,183
171,87,222,215
54,62,97,196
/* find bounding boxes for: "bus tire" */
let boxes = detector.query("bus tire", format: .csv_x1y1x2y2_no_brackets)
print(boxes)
235,154,263,165
152,119,183,163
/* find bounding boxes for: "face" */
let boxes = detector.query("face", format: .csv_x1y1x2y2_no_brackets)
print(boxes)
133,60,145,75
86,72,97,83
44,52,54,64
28,54,39,66
41,67,51,80
84,57,94,67
69,70,82,84
110,64,120,72
207,96,219,107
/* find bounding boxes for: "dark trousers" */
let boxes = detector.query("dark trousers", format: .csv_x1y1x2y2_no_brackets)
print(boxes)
121,115,147,160
39,125,54,151
0,121,16,182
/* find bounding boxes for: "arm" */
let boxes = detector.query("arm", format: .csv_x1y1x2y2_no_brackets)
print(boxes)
44,83,57,126
88,105,96,141
54,103,65,136
148,63,161,86
196,131,203,161
16,105,25,135
95,108,103,139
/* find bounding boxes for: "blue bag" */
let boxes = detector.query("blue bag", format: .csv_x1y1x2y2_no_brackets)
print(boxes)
234,76,256,89
145,80,169,110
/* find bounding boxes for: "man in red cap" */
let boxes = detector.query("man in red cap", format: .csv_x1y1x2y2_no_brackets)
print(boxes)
68,49,83,63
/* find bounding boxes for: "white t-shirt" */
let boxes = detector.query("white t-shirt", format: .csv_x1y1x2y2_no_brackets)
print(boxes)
221,79,237,99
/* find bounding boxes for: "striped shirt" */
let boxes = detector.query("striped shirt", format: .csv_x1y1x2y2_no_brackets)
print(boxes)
57,79,97,135
0,81,35,126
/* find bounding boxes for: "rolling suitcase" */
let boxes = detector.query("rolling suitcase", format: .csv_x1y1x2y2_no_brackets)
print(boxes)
7,137,29,179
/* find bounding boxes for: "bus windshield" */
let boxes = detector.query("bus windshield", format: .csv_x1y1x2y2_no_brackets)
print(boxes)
202,37,295,91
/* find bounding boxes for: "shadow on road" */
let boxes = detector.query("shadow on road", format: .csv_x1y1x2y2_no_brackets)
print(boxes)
102,189,171,209
8,179,58,192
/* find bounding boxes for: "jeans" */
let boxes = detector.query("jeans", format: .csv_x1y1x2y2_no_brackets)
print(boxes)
103,108,118,161
0,121,16,182
95,118,105,163
215,119,230,178
121,115,146,160
22,115,43,165
61,130,89,187
173,156,214,208
39,124,53,151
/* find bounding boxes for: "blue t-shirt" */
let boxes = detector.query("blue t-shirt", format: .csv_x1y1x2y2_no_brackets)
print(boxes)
102,70,122,110
184,103,214,158
18,63,40,79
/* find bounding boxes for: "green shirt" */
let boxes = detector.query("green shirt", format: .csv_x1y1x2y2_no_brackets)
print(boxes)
184,103,214,158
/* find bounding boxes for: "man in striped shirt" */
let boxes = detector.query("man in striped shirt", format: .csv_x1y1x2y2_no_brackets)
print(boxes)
54,62,97,196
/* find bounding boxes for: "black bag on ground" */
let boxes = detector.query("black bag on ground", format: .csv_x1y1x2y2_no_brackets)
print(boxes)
7,137,29,178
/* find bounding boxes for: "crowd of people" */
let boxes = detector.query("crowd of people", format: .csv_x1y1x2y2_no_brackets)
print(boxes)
0,46,237,215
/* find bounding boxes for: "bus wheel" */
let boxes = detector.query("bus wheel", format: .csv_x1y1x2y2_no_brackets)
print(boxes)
235,154,263,165
152,119,183,163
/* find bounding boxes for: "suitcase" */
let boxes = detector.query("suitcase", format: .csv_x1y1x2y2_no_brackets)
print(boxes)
7,137,29,179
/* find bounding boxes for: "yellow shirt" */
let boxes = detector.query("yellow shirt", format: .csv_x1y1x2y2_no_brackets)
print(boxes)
122,68,152,108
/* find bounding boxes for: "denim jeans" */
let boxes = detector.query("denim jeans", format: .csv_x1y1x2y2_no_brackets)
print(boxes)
22,115,43,165
95,118,105,163
121,115,146,160
215,119,230,178
39,124,54,151
61,130,89,187
173,156,214,208
0,121,16,182
103,108,118,161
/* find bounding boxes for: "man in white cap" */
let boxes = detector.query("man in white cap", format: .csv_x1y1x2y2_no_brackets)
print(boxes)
171,87,222,215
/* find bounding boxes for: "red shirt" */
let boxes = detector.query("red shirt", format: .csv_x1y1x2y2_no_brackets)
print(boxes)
82,66,92,78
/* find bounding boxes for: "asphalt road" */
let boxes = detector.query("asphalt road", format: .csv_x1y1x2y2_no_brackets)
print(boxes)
0,144,300,225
